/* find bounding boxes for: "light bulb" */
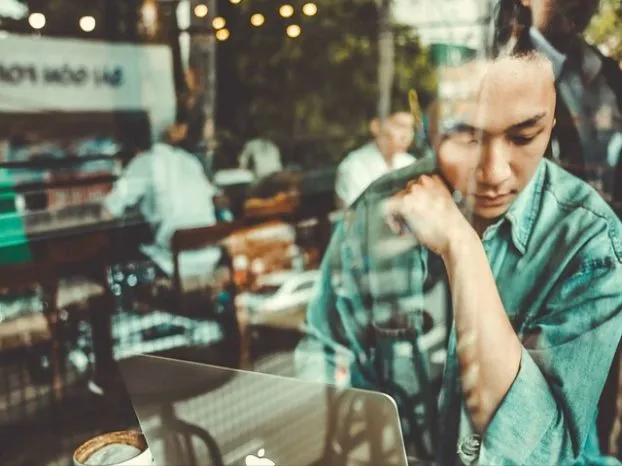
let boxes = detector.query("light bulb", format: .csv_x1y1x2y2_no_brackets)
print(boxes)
279,4,294,18
250,13,265,27
28,12,46,30
212,16,226,30
302,3,317,16
216,28,230,41
194,4,208,18
286,24,301,38
79,16,96,32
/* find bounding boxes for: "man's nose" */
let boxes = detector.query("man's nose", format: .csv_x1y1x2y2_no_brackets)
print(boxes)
476,140,511,187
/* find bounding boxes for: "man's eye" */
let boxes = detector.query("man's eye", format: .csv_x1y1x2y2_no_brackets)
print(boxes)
508,134,538,146
450,132,480,146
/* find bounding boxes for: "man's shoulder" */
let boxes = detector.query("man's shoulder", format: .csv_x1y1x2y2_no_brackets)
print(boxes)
394,152,417,166
338,143,376,170
351,155,436,207
540,160,622,262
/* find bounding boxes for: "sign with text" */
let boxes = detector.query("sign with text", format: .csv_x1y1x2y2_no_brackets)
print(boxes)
0,35,176,135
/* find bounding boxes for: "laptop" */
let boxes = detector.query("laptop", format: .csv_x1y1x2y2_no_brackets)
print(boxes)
119,354,412,466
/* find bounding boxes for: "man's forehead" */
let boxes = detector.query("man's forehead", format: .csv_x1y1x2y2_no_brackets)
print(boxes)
436,55,555,129
439,56,553,97
388,111,415,124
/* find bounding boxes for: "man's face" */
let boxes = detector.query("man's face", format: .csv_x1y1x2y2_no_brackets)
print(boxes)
437,56,556,221
520,0,598,36
372,111,415,157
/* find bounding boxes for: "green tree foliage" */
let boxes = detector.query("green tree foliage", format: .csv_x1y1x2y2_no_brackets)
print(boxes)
586,0,622,61
216,0,437,167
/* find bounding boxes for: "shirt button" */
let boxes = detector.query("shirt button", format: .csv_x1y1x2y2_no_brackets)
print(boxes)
457,434,481,465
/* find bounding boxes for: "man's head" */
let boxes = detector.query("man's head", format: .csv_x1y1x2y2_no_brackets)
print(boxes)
117,113,153,164
519,0,600,38
370,111,416,159
436,52,556,223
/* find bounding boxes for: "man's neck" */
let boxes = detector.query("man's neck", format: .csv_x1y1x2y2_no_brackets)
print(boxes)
472,215,496,238
374,142,395,168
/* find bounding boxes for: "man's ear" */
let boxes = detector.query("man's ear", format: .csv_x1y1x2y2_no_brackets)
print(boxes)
519,0,530,7
369,118,380,137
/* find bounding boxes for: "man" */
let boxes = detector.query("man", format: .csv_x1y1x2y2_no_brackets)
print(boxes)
103,115,221,278
335,107,417,208
295,51,622,464
238,138,283,180
493,0,622,199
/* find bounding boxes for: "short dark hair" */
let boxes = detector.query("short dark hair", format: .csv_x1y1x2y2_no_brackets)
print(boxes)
491,0,601,53
116,112,153,156
365,86,412,121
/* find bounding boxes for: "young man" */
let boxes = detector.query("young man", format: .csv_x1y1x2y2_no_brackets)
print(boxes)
103,115,221,278
238,138,283,180
296,52,622,464
335,108,417,208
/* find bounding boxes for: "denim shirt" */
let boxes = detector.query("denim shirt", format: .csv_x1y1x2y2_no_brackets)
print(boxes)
295,158,622,465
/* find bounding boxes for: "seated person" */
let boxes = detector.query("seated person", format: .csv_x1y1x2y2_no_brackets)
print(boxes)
296,50,622,464
103,116,221,278
238,138,283,180
335,99,419,208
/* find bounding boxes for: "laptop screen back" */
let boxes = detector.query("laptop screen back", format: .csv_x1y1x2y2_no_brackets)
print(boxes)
119,354,409,466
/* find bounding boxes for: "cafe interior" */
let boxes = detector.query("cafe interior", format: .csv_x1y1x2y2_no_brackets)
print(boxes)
0,0,621,465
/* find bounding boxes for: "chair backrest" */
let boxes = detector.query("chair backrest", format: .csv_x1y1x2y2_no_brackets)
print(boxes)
170,221,245,295
171,220,245,255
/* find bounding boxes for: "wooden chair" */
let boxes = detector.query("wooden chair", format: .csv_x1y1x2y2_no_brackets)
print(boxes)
170,220,245,306
126,221,246,370
0,260,60,411
45,232,116,384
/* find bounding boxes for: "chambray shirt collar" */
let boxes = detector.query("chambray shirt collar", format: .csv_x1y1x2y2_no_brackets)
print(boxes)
482,161,545,256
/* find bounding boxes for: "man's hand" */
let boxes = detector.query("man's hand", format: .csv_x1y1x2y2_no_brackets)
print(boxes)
385,174,472,257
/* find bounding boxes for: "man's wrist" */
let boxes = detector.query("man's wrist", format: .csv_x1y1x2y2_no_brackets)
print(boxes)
442,223,480,265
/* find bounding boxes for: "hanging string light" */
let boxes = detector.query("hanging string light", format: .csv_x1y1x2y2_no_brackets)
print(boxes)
79,15,96,32
286,24,301,38
194,4,208,18
212,16,226,30
216,28,230,41
302,3,318,16
279,4,294,18
250,13,265,27
28,12,46,30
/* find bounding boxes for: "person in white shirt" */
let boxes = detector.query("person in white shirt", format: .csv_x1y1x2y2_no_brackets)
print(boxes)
103,116,221,278
335,110,417,208
238,138,283,180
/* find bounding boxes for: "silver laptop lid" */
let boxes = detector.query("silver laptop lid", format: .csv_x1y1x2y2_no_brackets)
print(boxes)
119,354,409,466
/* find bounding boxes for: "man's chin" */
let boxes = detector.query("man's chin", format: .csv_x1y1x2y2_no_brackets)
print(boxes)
472,204,511,220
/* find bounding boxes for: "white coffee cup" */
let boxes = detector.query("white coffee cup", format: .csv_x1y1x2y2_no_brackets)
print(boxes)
73,430,154,466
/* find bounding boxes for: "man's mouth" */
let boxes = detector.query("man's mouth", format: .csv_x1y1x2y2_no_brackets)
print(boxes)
474,193,513,207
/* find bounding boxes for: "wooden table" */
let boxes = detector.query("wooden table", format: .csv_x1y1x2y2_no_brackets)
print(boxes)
0,206,151,393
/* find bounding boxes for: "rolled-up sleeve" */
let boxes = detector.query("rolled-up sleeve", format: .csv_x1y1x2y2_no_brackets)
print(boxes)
103,155,151,216
479,249,622,465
